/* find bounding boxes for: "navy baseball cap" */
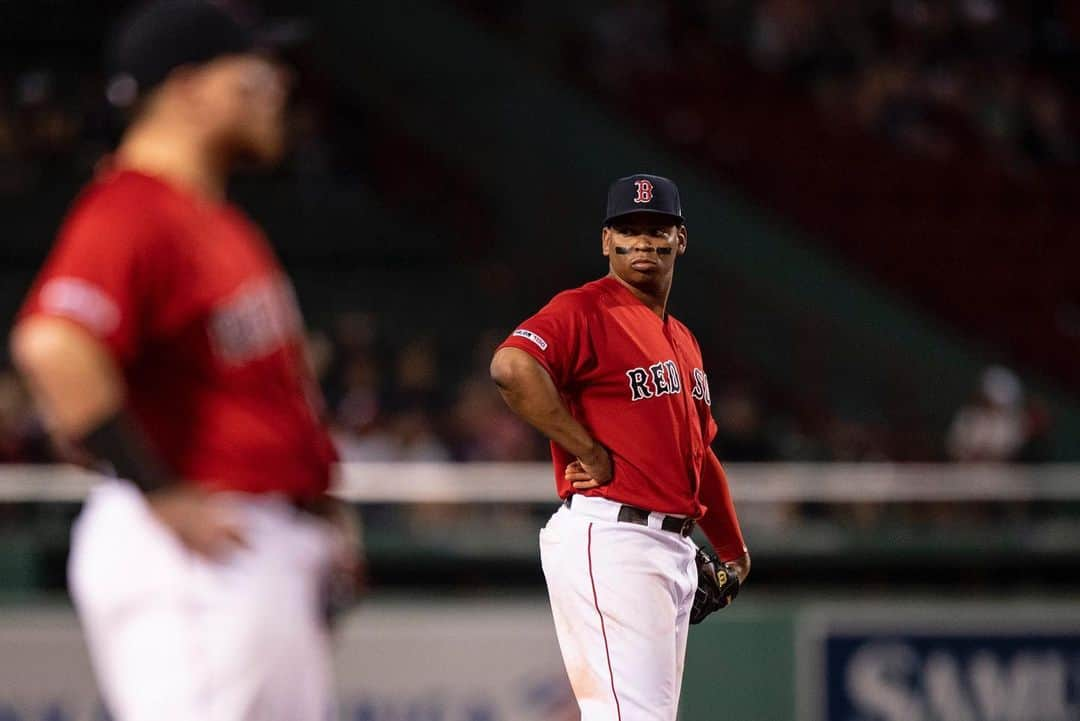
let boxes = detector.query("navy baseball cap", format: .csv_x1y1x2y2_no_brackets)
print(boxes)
603,173,684,227
105,0,305,107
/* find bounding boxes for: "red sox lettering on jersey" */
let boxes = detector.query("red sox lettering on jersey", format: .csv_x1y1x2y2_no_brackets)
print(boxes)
626,361,680,401
498,275,721,518
209,275,303,365
625,360,713,403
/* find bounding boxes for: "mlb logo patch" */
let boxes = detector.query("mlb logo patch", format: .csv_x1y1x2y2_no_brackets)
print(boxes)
513,329,548,351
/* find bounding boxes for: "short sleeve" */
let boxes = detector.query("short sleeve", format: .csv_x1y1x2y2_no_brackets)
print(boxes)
497,291,593,389
19,188,170,366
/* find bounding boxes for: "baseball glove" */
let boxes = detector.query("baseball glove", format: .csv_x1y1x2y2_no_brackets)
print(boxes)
690,549,740,624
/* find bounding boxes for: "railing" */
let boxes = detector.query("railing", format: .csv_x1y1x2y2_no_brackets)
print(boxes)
0,463,1078,591
0,462,1076,503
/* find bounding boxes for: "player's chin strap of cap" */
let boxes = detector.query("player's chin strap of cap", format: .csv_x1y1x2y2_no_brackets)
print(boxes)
80,410,177,494
564,495,696,536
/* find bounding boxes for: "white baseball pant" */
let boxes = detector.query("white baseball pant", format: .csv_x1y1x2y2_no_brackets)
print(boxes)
68,480,338,721
539,495,699,721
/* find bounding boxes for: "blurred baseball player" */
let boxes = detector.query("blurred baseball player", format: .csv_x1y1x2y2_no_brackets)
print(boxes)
10,2,358,720
491,173,750,721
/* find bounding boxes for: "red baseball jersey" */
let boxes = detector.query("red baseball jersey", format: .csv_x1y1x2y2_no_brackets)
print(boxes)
19,169,336,498
498,276,718,517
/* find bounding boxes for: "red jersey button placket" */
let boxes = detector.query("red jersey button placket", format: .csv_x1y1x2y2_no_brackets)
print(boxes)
664,325,703,497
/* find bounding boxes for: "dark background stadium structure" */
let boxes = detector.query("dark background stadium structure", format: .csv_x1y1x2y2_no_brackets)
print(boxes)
1,0,1075,466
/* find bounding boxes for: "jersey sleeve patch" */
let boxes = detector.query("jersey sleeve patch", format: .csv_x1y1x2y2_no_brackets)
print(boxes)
37,277,121,336
512,328,548,351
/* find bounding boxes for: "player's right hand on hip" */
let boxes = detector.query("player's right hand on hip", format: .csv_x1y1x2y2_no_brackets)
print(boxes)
147,485,249,560
566,444,613,490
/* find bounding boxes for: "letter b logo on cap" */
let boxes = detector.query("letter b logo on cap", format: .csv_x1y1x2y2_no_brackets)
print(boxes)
633,179,653,204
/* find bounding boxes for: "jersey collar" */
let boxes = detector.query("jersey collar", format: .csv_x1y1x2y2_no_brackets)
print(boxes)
599,275,669,324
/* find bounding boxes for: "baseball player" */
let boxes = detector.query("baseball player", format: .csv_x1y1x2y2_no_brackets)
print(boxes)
10,3,357,720
491,173,749,721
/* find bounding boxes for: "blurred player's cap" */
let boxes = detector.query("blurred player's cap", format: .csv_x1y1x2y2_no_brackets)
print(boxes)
603,173,684,227
105,0,307,108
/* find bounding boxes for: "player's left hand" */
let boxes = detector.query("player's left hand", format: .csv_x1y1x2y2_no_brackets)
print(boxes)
690,549,742,624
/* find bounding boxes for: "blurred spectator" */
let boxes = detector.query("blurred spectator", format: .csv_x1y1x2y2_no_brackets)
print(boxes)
946,366,1030,461
334,352,382,437
450,377,539,462
392,338,441,410
388,408,452,461
330,341,452,462
336,407,451,462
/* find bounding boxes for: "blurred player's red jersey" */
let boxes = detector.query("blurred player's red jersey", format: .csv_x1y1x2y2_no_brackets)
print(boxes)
498,276,717,517
20,169,336,498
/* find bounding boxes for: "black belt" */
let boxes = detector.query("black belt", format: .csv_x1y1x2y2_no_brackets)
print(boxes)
564,495,696,537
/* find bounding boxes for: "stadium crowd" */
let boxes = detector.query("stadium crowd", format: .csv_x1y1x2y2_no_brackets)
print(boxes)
573,0,1078,171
